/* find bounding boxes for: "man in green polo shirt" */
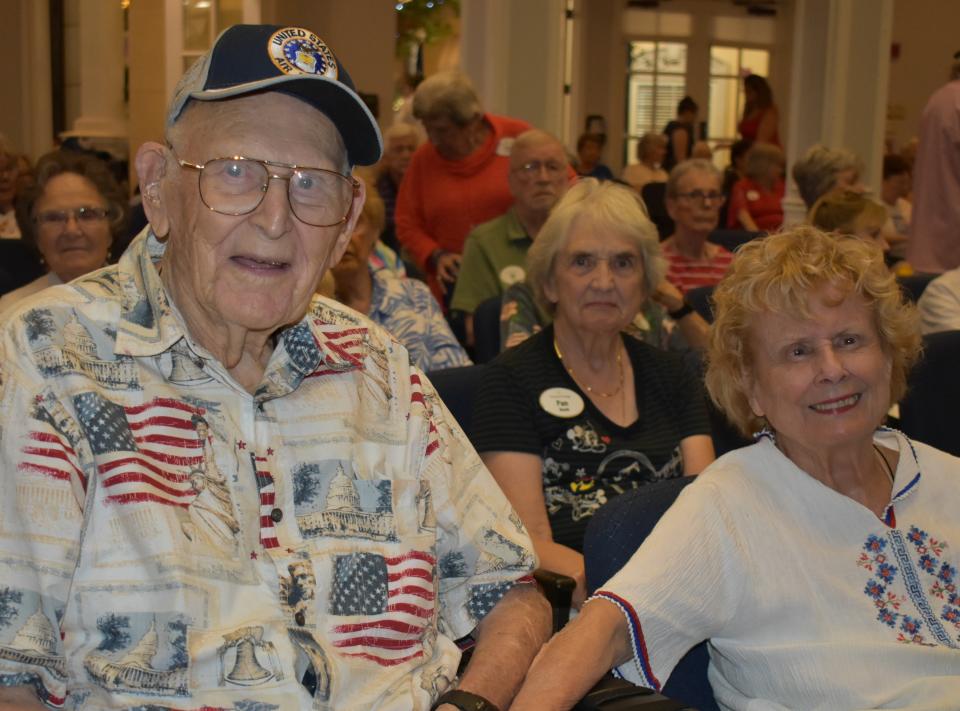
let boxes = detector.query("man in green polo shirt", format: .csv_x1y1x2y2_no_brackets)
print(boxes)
451,129,571,345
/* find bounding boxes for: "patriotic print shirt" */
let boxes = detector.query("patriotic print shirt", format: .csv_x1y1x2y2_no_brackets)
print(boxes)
0,229,535,710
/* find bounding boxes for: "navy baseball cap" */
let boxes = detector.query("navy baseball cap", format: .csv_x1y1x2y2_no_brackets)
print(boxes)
166,24,382,166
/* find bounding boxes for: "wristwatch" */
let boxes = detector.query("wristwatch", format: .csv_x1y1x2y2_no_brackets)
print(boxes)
668,300,695,320
431,689,501,711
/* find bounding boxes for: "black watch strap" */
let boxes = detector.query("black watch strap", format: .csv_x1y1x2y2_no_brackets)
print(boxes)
668,300,695,320
432,689,501,711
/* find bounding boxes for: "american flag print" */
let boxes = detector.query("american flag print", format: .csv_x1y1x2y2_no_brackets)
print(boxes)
19,405,87,488
72,392,204,507
409,373,440,457
305,321,367,378
329,551,436,666
253,453,280,549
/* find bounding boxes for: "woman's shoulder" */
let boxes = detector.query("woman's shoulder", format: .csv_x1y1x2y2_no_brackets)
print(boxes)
490,326,553,370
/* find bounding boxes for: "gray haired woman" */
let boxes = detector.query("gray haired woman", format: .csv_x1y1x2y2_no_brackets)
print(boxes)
472,178,715,607
0,150,128,317
792,143,863,209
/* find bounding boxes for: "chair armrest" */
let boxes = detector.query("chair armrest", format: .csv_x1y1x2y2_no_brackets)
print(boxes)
574,674,696,710
533,567,576,632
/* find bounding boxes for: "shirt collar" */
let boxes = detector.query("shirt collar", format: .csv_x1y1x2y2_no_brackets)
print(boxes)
114,227,189,359
505,207,530,242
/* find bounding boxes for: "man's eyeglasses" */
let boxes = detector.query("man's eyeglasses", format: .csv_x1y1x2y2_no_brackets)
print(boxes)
35,206,111,229
172,151,358,227
514,160,566,178
675,190,725,205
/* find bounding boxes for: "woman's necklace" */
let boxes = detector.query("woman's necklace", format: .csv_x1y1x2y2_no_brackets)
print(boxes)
873,444,895,485
553,336,623,398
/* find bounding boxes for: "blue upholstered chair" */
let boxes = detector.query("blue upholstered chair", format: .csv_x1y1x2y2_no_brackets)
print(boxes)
472,295,503,364
898,329,960,457
583,477,719,711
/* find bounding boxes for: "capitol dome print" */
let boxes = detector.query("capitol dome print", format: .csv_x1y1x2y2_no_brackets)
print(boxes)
11,607,58,656
325,464,361,511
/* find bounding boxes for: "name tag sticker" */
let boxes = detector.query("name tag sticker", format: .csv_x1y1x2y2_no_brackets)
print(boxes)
746,190,760,201
496,137,516,156
539,387,585,418
499,265,525,285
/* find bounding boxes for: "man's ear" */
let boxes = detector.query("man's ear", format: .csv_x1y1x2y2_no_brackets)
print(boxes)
135,142,171,238
328,176,366,266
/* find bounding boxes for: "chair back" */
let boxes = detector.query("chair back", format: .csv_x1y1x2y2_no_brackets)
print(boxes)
472,296,502,363
708,229,762,253
897,273,936,303
640,182,674,240
583,477,718,711
684,284,715,323
426,364,488,435
899,330,960,456
0,240,44,296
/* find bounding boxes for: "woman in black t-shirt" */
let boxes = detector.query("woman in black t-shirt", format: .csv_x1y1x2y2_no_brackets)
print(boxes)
472,179,715,607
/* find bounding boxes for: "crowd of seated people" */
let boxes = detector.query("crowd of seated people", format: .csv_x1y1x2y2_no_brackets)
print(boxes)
3,31,960,711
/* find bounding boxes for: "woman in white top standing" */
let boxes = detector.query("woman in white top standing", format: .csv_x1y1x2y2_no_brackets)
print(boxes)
0,150,127,318
621,132,668,193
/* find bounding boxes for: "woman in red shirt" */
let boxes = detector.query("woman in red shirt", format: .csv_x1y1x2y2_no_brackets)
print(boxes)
727,142,785,232
738,74,780,148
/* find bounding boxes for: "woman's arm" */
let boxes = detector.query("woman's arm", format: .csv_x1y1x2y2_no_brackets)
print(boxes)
481,450,588,607
650,280,711,350
671,128,690,164
680,434,715,475
755,107,779,145
736,206,760,232
510,597,633,711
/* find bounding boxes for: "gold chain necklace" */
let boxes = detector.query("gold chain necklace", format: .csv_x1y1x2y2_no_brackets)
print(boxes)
553,336,623,398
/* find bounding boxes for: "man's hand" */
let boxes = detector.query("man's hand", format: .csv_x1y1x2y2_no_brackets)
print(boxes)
454,583,552,710
0,685,47,710
435,251,462,286
650,279,685,314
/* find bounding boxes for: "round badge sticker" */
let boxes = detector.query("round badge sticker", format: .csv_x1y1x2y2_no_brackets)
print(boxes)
268,27,338,79
499,265,526,286
496,137,516,157
539,387,585,418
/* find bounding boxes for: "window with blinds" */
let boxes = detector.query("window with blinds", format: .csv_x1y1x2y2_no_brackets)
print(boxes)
625,40,687,166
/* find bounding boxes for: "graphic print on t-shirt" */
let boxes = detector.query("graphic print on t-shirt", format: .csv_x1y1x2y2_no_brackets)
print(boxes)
543,419,683,524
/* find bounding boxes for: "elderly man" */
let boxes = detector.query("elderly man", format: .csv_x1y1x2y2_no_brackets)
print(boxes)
450,129,570,344
375,122,421,254
0,24,548,711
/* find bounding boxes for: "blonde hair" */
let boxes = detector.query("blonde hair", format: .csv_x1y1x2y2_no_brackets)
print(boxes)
352,169,385,232
744,143,785,182
809,190,887,235
526,178,665,317
706,226,921,436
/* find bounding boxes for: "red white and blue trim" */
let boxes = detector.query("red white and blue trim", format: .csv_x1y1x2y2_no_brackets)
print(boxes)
590,590,661,692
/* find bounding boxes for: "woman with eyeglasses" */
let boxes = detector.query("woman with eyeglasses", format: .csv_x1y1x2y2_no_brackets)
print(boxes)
661,159,734,294
0,150,127,318
472,179,715,608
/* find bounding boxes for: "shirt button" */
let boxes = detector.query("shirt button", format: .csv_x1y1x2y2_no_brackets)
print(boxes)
295,611,306,626
270,508,283,523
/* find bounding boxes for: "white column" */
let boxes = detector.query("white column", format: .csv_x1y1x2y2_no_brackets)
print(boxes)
460,0,568,138
19,0,53,159
68,0,127,140
782,0,893,226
